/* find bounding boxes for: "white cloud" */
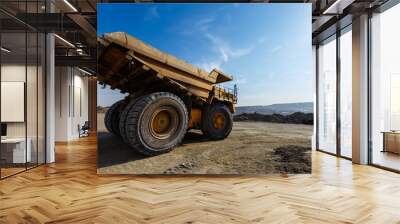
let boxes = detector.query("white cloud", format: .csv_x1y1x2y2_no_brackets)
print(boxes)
194,32,254,73
205,33,253,64
205,33,220,45
235,77,247,85
196,18,214,31
195,32,253,72
180,17,214,35
258,36,267,44
270,46,282,54
145,7,159,20
219,47,229,62
196,61,222,72
228,47,253,58
236,93,272,107
267,72,275,80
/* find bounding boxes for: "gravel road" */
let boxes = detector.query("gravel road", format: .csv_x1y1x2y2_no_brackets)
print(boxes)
97,113,312,175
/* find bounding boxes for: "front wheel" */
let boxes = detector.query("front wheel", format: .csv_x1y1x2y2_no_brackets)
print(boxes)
124,92,188,156
201,103,233,140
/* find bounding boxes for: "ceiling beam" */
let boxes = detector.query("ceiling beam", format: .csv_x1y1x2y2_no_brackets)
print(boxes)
67,13,97,39
55,55,96,70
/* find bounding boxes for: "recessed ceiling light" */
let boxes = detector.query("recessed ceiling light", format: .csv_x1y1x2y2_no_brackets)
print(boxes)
1,47,11,53
54,34,75,48
323,0,355,15
78,67,93,76
63,0,78,12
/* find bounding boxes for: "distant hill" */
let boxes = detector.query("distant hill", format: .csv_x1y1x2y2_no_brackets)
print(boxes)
235,102,313,115
234,112,313,125
98,102,314,117
97,106,109,113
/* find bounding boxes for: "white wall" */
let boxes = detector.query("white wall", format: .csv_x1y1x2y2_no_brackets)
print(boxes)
1,65,43,138
1,65,26,138
55,66,89,141
72,73,89,138
55,66,70,141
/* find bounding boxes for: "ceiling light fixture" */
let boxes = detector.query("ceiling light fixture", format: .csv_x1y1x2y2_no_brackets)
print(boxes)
76,48,85,55
322,0,355,15
63,0,78,12
78,67,93,76
54,34,75,48
1,47,11,53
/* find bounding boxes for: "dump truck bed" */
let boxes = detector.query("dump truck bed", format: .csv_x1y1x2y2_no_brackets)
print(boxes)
97,32,237,103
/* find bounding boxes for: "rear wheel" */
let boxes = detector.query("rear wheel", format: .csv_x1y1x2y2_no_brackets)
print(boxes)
201,103,233,140
119,96,144,144
104,100,123,136
124,92,188,156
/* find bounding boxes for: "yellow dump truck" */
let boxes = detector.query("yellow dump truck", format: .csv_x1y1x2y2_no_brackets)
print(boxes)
98,32,237,156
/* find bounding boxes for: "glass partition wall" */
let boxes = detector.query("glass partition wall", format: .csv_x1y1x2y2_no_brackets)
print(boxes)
339,27,352,159
317,35,337,155
0,31,27,177
370,3,400,171
316,26,352,159
0,3,46,179
316,1,400,171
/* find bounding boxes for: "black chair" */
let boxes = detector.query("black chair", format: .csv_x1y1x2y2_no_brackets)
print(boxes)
79,121,90,138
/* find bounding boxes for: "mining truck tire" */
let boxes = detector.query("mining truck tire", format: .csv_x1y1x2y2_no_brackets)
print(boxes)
104,100,123,136
124,92,188,156
201,103,233,140
119,95,145,144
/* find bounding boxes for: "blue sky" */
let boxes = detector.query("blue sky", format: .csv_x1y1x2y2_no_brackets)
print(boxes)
97,3,312,107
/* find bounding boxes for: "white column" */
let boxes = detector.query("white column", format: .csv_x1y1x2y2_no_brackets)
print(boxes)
44,0,56,164
46,32,55,163
352,14,369,164
312,45,317,150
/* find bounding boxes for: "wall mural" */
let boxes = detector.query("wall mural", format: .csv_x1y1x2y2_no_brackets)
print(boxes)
97,3,313,175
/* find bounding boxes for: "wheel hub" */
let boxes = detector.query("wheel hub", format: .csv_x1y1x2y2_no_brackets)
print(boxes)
150,108,176,139
213,112,225,130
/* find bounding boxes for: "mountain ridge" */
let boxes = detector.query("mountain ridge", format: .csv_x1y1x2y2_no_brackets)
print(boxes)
235,102,313,115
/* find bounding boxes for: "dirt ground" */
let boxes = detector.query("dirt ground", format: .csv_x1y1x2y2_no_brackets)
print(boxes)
97,113,312,175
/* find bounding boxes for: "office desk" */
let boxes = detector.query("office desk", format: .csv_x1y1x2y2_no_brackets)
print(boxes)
382,131,400,154
1,138,31,163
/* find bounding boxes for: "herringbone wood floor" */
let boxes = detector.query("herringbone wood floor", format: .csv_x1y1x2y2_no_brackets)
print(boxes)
1,135,400,224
